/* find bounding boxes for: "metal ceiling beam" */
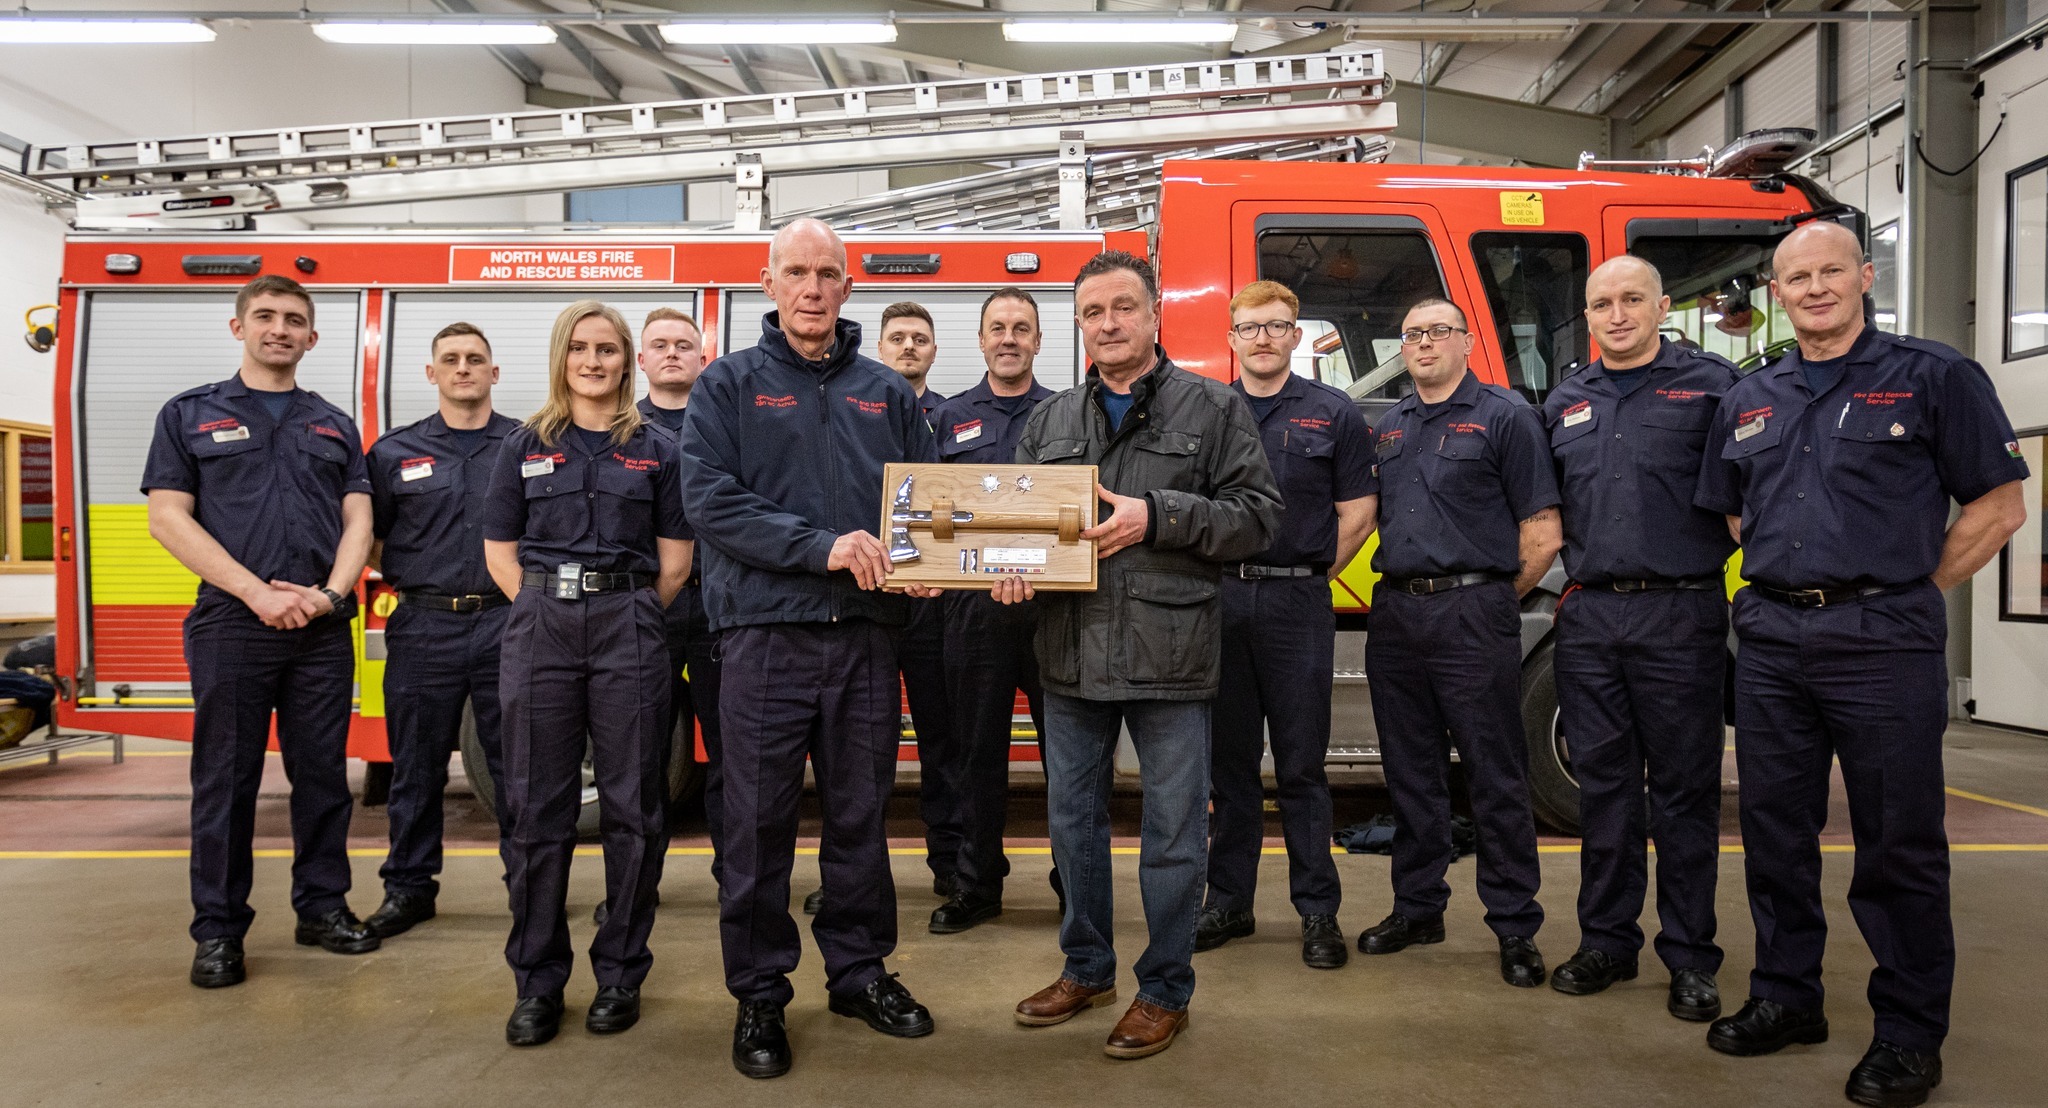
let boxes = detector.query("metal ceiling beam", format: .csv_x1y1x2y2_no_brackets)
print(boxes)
1420,41,1463,86
807,45,849,89
1385,81,1610,166
1521,0,1645,105
622,22,701,98
1628,0,1831,141
553,20,625,101
726,46,767,95
433,0,542,85
505,0,749,98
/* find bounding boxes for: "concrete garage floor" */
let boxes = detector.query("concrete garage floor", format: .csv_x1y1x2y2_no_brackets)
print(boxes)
3,725,2047,1108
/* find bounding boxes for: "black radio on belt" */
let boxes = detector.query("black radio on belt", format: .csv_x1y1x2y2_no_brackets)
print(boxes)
554,562,585,600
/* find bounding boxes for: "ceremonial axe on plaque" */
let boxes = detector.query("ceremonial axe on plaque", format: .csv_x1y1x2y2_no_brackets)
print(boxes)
887,473,1085,563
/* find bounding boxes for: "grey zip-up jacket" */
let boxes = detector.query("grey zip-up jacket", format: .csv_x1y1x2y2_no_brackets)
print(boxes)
1014,348,1282,700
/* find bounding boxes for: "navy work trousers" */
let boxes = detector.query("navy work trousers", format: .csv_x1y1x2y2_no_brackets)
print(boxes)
660,583,724,870
940,591,1045,897
1044,693,1210,1012
1732,581,1953,1053
1365,581,1543,938
498,587,670,997
379,601,508,896
1553,586,1725,972
185,612,357,942
718,621,902,1005
902,598,960,883
1207,575,1341,917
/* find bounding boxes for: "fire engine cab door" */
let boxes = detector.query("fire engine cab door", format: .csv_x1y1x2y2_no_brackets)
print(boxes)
722,288,1082,396
1234,205,1474,415
76,290,363,701
383,291,703,427
1604,206,1812,370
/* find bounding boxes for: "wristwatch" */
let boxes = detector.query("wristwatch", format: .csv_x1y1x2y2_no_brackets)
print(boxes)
318,586,345,611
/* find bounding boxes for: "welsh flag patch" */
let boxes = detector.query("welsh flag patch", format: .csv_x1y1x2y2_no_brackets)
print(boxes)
2008,441,2024,459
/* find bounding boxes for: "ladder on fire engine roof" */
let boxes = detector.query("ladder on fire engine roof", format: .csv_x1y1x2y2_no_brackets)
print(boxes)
741,134,1391,233
20,48,1393,232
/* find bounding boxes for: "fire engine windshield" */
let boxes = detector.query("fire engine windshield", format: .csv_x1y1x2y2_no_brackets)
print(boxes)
1255,226,1447,403
1629,233,1800,370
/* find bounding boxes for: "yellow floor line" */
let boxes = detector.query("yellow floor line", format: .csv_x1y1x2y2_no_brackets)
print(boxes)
1946,786,2048,820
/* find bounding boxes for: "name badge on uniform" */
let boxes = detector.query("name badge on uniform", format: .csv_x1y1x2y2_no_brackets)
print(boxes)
954,420,983,444
521,457,555,478
1562,408,1592,428
211,426,250,443
400,462,434,482
1734,416,1766,442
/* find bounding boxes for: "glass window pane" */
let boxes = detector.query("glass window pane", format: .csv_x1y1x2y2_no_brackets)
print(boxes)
1629,233,1798,370
1256,229,1447,401
2008,162,2048,360
565,184,687,224
1870,221,1899,333
2001,435,2047,620
20,434,53,561
1469,232,1590,404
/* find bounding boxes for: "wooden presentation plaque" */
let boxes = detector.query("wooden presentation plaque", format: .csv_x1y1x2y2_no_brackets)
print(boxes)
879,462,1100,591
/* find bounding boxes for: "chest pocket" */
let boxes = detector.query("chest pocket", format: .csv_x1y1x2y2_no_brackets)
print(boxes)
188,431,263,461
936,432,983,461
593,461,657,555
302,429,350,466
392,466,453,497
1434,431,1488,462
593,462,655,501
523,461,584,500
1549,408,1599,450
1031,438,1090,465
1137,431,1202,457
1833,408,1920,447
1720,417,1785,461
1642,405,1714,435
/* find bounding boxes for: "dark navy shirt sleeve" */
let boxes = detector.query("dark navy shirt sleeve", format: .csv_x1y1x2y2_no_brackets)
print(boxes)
139,400,199,495
482,434,529,544
338,422,373,497
1694,393,1745,516
1933,358,2030,504
367,442,399,540
1333,402,1378,502
1497,400,1560,519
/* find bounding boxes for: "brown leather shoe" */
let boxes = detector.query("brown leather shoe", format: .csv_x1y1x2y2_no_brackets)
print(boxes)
1014,978,1118,1027
1104,998,1188,1059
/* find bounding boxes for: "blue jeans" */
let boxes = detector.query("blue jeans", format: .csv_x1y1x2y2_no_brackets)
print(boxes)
1042,692,1211,1012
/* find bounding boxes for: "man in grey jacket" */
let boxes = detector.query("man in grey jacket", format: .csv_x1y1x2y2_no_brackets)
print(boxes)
999,250,1281,1060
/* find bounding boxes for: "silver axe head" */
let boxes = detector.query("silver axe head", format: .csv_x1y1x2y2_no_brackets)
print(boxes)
889,474,922,563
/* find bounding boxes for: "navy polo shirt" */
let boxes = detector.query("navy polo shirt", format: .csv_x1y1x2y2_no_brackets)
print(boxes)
368,411,519,596
635,395,692,436
1371,370,1559,579
140,375,371,629
1696,326,2029,590
1231,373,1377,568
931,375,1053,467
482,422,690,576
1543,341,1740,583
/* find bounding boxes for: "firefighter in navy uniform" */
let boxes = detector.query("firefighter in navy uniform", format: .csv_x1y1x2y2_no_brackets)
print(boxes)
481,300,693,1048
1540,257,1736,1018
925,288,1057,934
363,322,520,939
679,219,940,1080
1358,297,1562,989
633,307,725,883
1695,222,2027,1108
142,275,379,989
1198,281,1377,969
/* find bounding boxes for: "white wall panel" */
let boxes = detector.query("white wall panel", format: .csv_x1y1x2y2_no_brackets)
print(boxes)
1745,29,1820,133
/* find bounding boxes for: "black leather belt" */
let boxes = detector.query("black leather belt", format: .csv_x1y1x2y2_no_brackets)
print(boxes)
1225,564,1323,580
399,590,510,613
1751,581,1913,609
1383,572,1507,596
520,569,656,595
1583,577,1721,593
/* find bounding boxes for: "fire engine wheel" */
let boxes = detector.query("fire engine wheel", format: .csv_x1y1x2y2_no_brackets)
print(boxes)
1519,640,1583,835
458,703,702,840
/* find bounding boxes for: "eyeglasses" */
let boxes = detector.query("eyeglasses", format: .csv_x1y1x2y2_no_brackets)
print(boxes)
1231,319,1298,340
1399,324,1468,346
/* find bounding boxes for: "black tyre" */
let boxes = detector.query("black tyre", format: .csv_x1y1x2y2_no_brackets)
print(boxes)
1519,639,1581,835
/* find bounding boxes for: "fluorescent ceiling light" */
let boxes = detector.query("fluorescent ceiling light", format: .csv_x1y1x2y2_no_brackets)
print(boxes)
1004,19,1238,45
659,21,897,46
0,18,215,44
313,21,559,46
1343,18,1579,42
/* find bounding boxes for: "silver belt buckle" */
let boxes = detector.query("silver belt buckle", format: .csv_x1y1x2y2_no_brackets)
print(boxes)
1794,588,1827,607
554,562,584,600
581,571,607,593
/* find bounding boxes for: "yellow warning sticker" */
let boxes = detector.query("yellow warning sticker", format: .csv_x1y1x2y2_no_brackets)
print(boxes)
1500,191,1545,226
